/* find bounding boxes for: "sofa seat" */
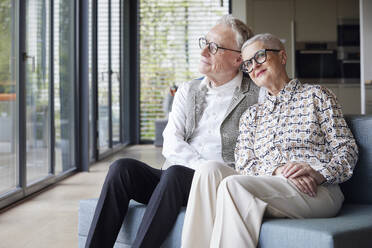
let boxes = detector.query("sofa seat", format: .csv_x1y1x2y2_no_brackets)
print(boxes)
78,199,372,248
78,199,185,248
79,115,372,248
259,204,372,248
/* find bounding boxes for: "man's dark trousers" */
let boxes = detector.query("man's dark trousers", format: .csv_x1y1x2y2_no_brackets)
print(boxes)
85,158,195,248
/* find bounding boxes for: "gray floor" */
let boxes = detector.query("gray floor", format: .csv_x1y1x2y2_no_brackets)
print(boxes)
0,145,164,248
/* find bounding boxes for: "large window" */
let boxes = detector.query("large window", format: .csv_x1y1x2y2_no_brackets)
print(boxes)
0,0,17,194
88,0,94,161
111,0,121,145
0,0,130,209
97,0,110,153
53,0,76,174
139,0,229,140
25,0,51,184
97,0,123,155
0,0,76,207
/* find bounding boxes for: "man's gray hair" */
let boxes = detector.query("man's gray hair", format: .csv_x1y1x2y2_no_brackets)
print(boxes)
217,14,253,49
241,33,285,52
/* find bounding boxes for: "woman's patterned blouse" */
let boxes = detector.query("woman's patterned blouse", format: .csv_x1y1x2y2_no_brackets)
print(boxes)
235,79,358,184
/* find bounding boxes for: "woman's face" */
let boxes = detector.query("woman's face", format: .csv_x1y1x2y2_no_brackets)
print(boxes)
242,41,286,88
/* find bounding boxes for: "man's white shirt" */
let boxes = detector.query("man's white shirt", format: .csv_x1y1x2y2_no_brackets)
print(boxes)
162,72,265,170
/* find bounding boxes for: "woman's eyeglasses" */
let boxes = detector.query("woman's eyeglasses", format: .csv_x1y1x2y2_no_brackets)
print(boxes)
240,49,280,73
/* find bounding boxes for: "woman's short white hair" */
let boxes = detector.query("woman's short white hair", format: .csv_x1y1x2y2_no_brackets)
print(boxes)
216,14,253,49
241,33,285,52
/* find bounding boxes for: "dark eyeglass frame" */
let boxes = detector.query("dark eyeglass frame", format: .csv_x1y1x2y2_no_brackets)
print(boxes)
240,49,281,73
199,37,241,55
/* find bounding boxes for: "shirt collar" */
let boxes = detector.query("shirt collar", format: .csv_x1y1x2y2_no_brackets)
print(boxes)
199,72,242,93
264,79,301,112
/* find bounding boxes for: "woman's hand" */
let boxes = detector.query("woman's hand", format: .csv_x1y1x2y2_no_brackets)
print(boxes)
288,175,318,197
281,162,326,185
273,162,326,197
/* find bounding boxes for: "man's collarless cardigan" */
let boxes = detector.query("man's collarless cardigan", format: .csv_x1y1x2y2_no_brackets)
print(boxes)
181,75,260,168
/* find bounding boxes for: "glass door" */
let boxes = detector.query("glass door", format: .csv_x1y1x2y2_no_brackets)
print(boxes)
97,0,122,155
25,0,51,184
97,0,110,154
0,0,17,194
88,0,95,162
53,0,76,174
0,0,77,208
111,0,121,145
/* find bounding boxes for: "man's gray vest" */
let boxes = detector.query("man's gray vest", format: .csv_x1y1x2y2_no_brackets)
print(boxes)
178,75,260,168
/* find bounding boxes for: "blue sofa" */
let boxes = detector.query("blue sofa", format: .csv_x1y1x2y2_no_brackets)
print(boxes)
78,115,372,248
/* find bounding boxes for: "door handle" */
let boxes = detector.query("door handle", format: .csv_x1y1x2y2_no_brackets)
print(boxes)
111,71,120,82
23,52,35,72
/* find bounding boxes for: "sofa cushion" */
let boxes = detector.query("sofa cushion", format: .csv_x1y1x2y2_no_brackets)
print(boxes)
79,199,372,248
341,115,372,204
259,204,372,248
78,199,184,248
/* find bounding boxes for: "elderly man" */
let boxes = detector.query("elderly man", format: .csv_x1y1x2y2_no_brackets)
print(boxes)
85,15,261,248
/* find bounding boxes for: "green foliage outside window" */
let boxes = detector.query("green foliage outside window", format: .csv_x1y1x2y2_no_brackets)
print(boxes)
0,0,13,94
139,0,228,140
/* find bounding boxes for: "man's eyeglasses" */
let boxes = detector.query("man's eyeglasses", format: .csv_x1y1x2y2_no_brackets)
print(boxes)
240,49,280,73
199,37,241,55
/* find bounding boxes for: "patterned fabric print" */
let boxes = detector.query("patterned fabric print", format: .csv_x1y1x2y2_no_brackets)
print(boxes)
235,79,358,184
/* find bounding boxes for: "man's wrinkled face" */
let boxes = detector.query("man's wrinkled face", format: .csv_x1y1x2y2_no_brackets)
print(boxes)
198,24,241,80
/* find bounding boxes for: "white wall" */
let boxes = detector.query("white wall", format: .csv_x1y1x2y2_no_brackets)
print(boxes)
231,0,248,26
231,0,371,114
231,0,295,77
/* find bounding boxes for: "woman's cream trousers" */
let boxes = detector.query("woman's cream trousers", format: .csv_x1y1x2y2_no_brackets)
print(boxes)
181,161,344,248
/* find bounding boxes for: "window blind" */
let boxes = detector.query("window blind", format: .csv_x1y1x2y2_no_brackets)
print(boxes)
139,0,229,140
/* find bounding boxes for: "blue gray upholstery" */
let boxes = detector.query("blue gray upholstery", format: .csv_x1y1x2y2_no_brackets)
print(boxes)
259,204,372,248
79,115,372,248
78,200,184,248
340,115,372,205
154,119,168,147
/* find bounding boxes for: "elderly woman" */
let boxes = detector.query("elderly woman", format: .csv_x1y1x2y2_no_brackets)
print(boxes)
181,33,358,248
